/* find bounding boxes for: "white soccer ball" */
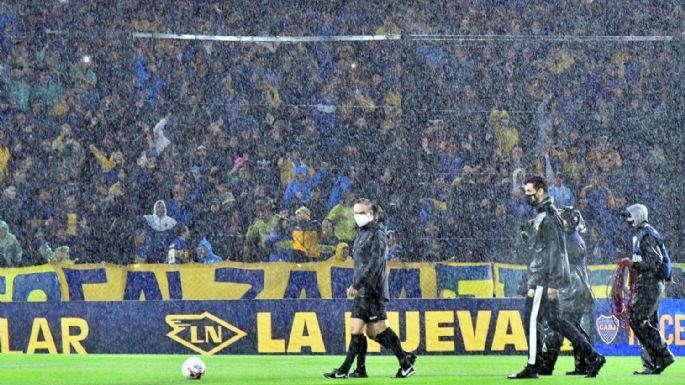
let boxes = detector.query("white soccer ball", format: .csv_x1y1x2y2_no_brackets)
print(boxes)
181,357,206,380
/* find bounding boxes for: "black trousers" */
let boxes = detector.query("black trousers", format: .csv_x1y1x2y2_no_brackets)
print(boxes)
630,281,669,369
524,285,595,368
538,307,592,372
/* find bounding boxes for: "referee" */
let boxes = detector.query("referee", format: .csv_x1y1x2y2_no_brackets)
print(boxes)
509,176,605,379
324,199,416,379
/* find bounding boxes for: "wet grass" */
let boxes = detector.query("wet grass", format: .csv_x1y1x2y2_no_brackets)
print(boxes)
0,354,682,384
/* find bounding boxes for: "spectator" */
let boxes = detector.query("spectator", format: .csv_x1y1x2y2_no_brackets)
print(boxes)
333,242,350,262
168,225,191,264
142,200,177,263
32,70,64,109
511,167,526,195
534,139,566,182
440,141,464,182
418,221,450,262
144,113,172,156
87,182,131,263
265,210,293,262
39,243,75,265
243,202,279,262
5,68,30,111
0,220,22,267
0,186,23,227
318,218,339,260
283,164,326,210
312,82,340,158
188,155,208,205
88,144,124,185
133,228,151,264
53,194,89,260
194,190,233,256
130,150,156,207
165,184,193,228
364,166,396,205
580,173,617,222
326,167,355,211
510,187,533,227
135,54,165,110
586,226,616,264
227,156,252,201
418,175,450,225
325,191,356,242
587,135,622,173
289,206,320,262
0,130,11,184
196,238,223,264
277,144,312,193
548,174,575,207
488,108,520,158
580,172,619,252
386,230,404,262
562,146,587,189
51,124,85,181
29,188,54,236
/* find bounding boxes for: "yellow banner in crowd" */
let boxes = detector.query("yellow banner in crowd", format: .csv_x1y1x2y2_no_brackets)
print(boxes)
49,260,438,301
0,264,59,302
0,262,682,302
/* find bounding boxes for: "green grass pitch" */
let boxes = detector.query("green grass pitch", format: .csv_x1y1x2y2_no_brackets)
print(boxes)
0,354,681,384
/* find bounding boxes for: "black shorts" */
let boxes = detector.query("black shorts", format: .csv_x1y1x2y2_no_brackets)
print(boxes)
351,295,387,323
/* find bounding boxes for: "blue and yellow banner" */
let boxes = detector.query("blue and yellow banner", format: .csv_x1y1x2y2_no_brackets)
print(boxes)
494,263,685,299
493,263,527,298
1,262,683,302
0,261,445,302
1,298,683,355
0,265,60,302
0,299,530,355
593,299,685,356
436,263,493,298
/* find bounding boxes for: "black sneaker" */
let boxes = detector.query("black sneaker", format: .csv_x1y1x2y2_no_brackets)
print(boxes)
537,367,553,376
634,367,659,375
323,368,348,379
585,354,606,378
395,365,415,378
349,366,368,378
567,362,588,376
654,354,675,374
508,365,539,379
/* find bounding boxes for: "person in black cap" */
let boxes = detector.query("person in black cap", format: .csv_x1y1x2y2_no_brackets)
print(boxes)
623,204,675,375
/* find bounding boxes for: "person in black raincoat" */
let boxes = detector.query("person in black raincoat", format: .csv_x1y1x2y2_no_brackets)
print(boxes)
509,176,605,379
623,203,675,375
324,199,416,379
537,207,595,375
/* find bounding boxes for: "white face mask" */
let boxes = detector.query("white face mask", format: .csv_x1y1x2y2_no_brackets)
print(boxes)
354,213,372,228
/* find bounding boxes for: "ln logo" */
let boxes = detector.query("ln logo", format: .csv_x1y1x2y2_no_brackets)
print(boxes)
595,314,620,344
166,312,247,355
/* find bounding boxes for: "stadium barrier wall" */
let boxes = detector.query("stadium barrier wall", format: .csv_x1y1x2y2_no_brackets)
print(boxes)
1,262,684,302
0,299,683,356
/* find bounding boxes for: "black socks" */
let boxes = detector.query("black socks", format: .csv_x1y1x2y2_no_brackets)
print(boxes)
374,328,406,364
342,328,406,373
356,334,367,369
340,334,365,373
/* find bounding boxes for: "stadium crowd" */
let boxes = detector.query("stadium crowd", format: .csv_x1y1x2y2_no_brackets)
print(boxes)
0,1,683,267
